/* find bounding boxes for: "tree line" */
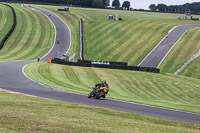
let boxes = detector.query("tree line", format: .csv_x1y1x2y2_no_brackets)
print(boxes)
149,2,200,14
2,0,109,8
2,0,131,9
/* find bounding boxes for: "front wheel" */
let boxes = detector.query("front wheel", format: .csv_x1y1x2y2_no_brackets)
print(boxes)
88,94,92,98
95,91,104,99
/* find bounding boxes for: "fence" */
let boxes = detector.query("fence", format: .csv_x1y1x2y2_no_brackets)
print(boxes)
80,18,84,60
51,58,160,73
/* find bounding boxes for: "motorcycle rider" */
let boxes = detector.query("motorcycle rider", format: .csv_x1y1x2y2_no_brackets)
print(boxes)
102,80,109,96
102,80,109,88
94,80,109,98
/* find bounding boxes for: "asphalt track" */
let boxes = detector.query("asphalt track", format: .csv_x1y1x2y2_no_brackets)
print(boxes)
0,6,200,124
139,25,200,68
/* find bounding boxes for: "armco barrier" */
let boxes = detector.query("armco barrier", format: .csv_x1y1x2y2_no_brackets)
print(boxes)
51,58,160,73
0,4,16,50
80,18,84,60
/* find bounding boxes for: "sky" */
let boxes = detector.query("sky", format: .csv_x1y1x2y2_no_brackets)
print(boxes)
111,0,200,10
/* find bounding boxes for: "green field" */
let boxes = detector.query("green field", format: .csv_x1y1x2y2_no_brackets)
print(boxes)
0,4,13,44
0,92,199,133
0,5,55,61
25,62,200,113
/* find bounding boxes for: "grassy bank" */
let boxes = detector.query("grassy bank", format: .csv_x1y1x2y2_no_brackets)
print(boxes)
159,28,200,74
0,5,55,61
0,4,13,43
0,92,199,133
179,55,200,79
25,63,200,113
35,5,200,66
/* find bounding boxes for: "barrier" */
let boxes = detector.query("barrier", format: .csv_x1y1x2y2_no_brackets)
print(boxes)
48,59,52,63
58,7,69,11
51,58,160,73
80,18,84,60
0,4,16,50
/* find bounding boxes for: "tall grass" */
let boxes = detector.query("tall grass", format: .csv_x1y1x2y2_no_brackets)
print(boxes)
1,92,199,133
25,62,200,113
0,5,55,61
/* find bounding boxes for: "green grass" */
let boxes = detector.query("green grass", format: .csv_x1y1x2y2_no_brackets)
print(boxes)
179,55,200,79
34,5,200,65
159,28,200,74
0,5,55,61
0,4,13,43
25,62,200,113
0,92,200,133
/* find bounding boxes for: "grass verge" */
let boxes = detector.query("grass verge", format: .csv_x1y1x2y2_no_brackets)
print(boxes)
179,55,200,79
0,92,200,133
0,4,13,43
159,28,200,74
0,5,55,61
25,62,200,113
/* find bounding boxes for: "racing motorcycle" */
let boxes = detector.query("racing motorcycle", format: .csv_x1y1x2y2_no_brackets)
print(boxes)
88,82,109,99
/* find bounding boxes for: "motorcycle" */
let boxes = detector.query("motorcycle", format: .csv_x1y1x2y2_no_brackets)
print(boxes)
88,85,109,99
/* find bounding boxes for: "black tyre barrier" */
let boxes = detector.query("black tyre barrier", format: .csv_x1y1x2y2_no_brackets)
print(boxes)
51,58,160,73
0,4,16,50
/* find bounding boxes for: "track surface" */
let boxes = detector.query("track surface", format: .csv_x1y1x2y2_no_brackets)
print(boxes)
139,25,200,68
0,7,200,124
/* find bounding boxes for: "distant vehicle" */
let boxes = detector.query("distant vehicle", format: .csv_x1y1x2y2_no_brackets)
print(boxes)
178,16,182,20
58,7,69,11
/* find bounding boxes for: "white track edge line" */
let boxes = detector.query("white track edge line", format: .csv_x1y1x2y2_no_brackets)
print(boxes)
30,7,57,59
22,64,86,96
138,26,178,66
35,6,72,55
157,27,200,68
21,64,200,116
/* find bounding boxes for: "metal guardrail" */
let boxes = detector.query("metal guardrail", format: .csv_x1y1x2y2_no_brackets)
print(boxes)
80,18,84,60
68,53,76,62
174,49,200,75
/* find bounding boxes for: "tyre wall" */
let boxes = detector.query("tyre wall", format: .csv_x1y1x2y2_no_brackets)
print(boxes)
51,58,160,73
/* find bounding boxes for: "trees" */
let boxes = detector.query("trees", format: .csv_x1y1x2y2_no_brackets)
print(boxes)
156,4,167,12
92,0,104,8
149,4,156,11
112,0,120,9
103,0,110,6
149,2,200,14
122,1,130,10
